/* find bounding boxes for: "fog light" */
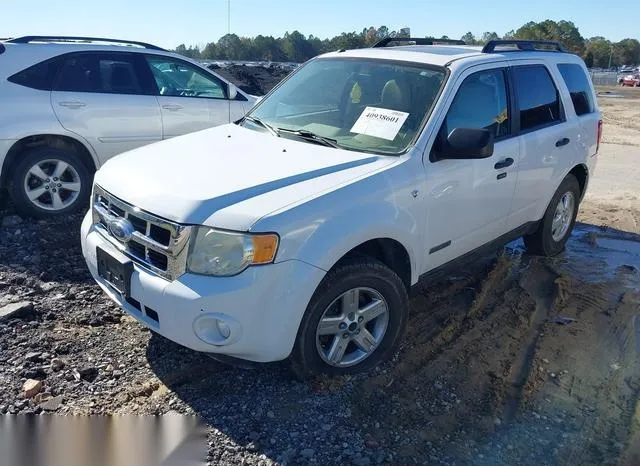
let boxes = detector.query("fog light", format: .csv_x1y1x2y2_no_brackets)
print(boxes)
193,313,240,346
217,320,231,339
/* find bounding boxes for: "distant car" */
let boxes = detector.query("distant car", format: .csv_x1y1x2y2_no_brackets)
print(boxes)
620,74,640,86
0,36,259,217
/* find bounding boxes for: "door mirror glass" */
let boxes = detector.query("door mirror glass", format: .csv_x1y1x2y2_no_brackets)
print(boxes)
228,83,238,100
440,127,494,159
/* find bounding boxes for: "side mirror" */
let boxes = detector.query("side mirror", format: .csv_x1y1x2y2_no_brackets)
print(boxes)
228,83,238,100
437,127,494,160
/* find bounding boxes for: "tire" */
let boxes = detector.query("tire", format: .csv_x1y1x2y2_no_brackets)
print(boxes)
291,257,408,378
523,174,580,256
10,147,92,218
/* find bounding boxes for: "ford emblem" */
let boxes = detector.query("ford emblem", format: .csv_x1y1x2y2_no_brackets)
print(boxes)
108,218,135,243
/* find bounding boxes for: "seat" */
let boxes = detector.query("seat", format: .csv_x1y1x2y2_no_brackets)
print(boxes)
110,64,137,94
380,78,411,112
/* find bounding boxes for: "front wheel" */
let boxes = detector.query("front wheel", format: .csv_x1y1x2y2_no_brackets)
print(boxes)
10,147,91,218
291,257,408,378
523,174,580,256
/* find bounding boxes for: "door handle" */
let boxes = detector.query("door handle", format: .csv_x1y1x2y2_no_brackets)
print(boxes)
494,157,514,170
58,101,86,109
162,104,183,111
555,137,570,147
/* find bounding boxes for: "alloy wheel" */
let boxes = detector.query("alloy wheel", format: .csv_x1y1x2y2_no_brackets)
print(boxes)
551,191,575,242
315,287,389,368
23,159,82,211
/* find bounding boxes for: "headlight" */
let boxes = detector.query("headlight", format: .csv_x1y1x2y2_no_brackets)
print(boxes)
186,227,279,276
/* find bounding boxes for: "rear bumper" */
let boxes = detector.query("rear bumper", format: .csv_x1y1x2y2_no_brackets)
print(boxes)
80,212,326,362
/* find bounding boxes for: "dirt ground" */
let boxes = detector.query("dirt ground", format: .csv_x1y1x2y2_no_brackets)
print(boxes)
597,85,640,147
0,80,638,466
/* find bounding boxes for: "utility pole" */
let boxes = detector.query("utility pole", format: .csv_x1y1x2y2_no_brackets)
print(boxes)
608,45,613,69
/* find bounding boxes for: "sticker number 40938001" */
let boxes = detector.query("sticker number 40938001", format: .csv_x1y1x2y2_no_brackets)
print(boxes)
350,106,410,141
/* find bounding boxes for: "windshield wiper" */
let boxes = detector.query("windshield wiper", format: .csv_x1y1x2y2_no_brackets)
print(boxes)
242,116,279,137
276,128,340,148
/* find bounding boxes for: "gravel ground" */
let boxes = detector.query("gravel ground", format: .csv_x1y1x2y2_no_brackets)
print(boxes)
1,201,638,465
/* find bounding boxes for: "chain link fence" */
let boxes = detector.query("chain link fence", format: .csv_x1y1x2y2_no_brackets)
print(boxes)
589,70,619,86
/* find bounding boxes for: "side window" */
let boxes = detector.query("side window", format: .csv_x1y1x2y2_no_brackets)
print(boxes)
97,56,143,95
53,53,145,95
557,63,594,116
53,54,100,92
8,58,63,90
444,68,509,139
145,56,226,99
513,65,562,131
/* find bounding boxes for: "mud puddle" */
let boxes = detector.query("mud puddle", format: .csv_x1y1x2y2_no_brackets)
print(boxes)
348,223,640,465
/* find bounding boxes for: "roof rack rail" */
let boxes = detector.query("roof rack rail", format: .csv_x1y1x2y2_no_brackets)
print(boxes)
373,37,466,48
482,39,567,53
5,36,166,51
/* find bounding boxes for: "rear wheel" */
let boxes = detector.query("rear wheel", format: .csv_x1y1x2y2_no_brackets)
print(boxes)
291,257,408,378
523,174,580,256
10,147,91,218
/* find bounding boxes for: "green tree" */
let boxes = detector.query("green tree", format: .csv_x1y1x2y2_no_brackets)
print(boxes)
201,42,218,59
514,20,584,54
481,32,500,43
281,31,316,62
614,38,640,66
460,32,477,45
585,37,613,68
175,44,202,59
216,34,245,60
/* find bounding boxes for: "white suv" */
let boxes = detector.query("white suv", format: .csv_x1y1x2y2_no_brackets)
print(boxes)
0,36,258,217
81,39,602,376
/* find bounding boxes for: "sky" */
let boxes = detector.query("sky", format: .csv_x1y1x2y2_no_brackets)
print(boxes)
1,0,635,50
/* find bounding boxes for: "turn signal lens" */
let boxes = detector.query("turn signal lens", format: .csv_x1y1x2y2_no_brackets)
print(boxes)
252,234,279,264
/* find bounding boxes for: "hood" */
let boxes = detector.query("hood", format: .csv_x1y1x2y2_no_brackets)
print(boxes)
94,124,394,230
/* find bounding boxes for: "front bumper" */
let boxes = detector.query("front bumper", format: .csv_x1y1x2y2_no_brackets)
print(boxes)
80,212,326,362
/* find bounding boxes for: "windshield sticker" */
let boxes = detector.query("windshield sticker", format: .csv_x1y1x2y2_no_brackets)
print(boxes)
350,107,410,140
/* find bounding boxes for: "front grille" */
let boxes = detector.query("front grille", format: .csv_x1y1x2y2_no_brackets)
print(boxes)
92,185,191,280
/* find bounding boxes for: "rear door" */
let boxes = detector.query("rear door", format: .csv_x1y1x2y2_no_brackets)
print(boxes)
143,55,244,139
51,52,162,163
505,62,581,231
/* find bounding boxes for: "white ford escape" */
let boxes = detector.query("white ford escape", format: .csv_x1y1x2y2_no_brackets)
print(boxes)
0,36,257,217
81,39,602,376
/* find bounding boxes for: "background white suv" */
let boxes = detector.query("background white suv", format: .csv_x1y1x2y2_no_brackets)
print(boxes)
0,36,258,217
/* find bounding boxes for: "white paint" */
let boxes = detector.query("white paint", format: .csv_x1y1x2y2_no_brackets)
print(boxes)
80,45,599,365
0,41,258,169
350,107,410,140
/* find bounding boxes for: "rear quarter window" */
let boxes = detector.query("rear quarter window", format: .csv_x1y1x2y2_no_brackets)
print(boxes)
8,58,62,90
557,63,595,116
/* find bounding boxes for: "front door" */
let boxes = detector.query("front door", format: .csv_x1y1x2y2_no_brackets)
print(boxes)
50,52,163,164
423,65,519,270
144,55,242,139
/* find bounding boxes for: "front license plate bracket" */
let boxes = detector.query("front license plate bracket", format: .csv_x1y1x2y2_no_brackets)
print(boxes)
96,246,133,297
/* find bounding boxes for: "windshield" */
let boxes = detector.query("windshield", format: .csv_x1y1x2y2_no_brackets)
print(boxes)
244,57,446,154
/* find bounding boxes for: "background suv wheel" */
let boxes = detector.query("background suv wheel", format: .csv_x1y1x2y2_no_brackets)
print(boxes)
10,147,91,218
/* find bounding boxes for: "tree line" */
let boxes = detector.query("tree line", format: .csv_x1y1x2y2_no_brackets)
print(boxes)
174,20,640,68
